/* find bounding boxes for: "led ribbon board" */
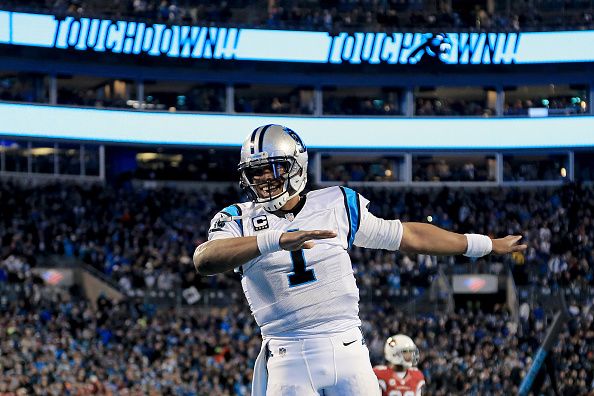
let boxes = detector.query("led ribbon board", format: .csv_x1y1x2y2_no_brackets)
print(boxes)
1,10,594,64
1,103,593,149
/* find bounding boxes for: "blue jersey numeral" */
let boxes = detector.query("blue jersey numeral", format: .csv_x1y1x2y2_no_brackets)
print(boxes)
286,229,316,287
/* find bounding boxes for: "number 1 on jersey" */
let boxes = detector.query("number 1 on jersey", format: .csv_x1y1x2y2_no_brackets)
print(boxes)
287,229,316,287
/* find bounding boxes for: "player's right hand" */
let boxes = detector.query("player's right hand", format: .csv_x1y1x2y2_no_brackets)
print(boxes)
491,235,528,254
280,230,337,251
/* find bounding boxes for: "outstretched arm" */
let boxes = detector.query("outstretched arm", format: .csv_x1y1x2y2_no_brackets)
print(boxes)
193,236,260,275
400,222,526,256
194,230,336,275
353,208,526,257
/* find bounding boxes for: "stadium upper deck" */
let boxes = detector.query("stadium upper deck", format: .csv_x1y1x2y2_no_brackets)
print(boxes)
0,0,593,185
3,0,594,32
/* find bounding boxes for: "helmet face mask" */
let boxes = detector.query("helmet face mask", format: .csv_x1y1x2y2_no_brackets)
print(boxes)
242,159,290,186
240,158,296,201
384,334,420,369
238,125,308,212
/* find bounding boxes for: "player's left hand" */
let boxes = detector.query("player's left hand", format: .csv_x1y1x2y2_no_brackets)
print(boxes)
491,235,527,254
280,230,337,251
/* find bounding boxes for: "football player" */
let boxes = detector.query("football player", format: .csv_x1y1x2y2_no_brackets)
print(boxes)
193,124,526,396
374,335,425,396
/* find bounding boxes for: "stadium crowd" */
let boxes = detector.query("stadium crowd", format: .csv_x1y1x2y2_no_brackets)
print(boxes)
234,91,314,115
4,0,594,31
0,72,588,118
0,272,592,394
1,181,594,393
415,98,493,117
504,97,589,116
1,181,593,295
0,275,259,395
324,95,401,116
2,74,588,118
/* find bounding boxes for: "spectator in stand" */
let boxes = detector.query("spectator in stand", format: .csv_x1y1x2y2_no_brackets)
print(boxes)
415,98,493,117
3,0,594,31
1,181,593,299
0,269,591,394
1,179,593,394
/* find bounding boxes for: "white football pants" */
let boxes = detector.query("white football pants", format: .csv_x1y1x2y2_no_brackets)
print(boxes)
265,327,381,396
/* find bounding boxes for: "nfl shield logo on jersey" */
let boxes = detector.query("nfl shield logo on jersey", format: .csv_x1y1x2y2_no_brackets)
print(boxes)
252,215,269,231
209,212,232,233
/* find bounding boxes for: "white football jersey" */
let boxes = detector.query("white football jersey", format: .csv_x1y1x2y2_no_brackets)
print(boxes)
208,186,403,338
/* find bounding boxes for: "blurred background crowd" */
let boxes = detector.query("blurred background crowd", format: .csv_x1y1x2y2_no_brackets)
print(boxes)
2,182,594,295
4,0,594,31
1,267,592,395
1,181,593,394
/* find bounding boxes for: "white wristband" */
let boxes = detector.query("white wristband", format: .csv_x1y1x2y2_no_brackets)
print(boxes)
464,234,492,257
257,230,284,255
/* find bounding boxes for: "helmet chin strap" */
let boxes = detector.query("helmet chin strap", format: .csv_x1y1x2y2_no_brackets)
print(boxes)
261,190,290,212
257,172,299,212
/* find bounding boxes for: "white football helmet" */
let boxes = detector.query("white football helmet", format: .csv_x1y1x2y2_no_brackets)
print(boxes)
384,334,420,368
238,124,308,212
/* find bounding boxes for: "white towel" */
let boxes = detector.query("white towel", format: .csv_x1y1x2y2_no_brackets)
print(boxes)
251,339,270,396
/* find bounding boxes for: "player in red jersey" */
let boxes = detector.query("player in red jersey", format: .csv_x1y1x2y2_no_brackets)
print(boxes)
373,334,425,396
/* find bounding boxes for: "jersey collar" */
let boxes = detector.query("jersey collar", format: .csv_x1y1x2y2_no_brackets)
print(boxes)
272,195,306,220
